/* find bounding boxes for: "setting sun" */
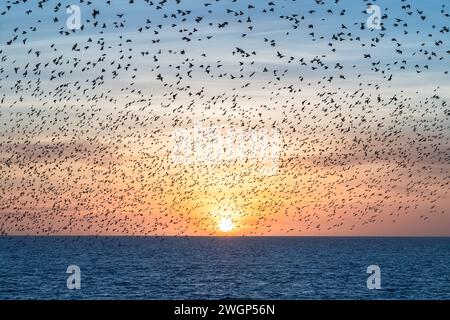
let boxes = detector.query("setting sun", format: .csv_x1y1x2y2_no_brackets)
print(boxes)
218,218,234,233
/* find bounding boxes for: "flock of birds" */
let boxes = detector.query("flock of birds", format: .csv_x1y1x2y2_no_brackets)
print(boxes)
0,0,449,236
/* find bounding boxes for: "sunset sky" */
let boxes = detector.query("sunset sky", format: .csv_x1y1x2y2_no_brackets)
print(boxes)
0,0,449,236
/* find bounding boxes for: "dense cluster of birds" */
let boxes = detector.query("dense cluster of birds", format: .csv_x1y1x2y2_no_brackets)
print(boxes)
0,0,448,236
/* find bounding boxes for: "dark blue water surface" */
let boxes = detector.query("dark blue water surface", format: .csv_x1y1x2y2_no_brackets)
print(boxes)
0,237,449,299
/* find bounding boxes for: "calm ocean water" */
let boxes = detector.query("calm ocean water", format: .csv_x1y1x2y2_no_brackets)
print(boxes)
0,237,449,300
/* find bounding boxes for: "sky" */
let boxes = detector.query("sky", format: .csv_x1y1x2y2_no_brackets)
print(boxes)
0,0,449,236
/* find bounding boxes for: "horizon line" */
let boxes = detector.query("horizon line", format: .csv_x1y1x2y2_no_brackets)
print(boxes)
2,235,450,238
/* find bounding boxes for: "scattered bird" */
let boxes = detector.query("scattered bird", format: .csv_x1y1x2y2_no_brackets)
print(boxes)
0,0,448,237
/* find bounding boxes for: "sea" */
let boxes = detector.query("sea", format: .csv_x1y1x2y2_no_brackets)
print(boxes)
0,237,449,300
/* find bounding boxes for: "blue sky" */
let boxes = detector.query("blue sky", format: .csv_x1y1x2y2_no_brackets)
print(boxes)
1,0,448,100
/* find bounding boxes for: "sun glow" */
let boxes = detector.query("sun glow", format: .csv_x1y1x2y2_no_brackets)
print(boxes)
218,218,234,232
